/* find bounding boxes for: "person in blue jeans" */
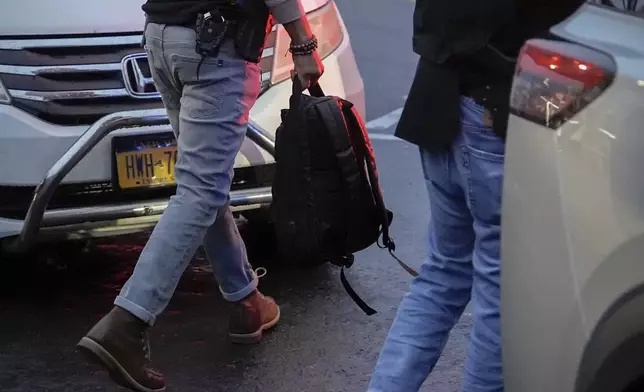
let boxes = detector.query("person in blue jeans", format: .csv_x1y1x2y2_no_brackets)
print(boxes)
76,1,323,391
367,0,585,390
367,0,513,390
368,96,505,392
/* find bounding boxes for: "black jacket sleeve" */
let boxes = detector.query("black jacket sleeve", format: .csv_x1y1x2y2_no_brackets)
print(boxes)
411,0,516,63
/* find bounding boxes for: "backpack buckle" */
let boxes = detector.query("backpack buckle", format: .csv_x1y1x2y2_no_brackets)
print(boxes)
330,254,354,268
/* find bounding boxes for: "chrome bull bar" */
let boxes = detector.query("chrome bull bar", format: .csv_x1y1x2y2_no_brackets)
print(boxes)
3,108,276,253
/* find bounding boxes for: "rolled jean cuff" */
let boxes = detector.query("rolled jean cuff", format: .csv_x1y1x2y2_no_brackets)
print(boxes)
220,272,258,302
114,296,157,326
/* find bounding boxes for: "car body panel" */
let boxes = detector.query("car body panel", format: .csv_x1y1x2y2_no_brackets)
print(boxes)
0,0,365,246
0,28,364,241
502,3,644,391
0,0,329,36
0,29,362,186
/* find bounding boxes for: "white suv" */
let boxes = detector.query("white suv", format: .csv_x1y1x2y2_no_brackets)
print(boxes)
502,1,644,391
0,0,365,255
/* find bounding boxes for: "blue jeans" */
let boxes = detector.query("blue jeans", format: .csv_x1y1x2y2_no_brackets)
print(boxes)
368,97,505,392
114,23,261,326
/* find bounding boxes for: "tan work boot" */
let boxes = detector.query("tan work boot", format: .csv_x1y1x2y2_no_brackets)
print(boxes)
228,290,280,344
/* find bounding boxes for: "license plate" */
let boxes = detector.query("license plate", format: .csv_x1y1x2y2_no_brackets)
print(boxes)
113,135,178,190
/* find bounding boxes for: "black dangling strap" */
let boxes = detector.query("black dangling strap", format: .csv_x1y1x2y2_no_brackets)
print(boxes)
340,266,377,316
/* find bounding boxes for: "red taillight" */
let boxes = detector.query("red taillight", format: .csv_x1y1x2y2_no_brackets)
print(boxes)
510,39,616,129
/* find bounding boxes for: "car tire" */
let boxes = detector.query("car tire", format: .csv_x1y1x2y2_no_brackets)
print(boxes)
2,239,94,265
241,208,278,261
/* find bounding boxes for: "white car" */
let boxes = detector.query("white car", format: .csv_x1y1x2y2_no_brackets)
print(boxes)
502,1,644,391
0,0,364,256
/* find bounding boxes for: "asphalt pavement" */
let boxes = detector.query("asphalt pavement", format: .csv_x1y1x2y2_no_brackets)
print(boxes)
0,1,471,391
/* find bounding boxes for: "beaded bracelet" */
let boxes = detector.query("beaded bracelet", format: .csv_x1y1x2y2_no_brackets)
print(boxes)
288,35,318,56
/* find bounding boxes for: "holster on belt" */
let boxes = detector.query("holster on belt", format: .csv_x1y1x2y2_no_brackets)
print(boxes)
194,0,272,63
234,0,274,63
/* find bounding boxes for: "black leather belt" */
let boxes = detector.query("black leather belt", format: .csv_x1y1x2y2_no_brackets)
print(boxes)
181,23,238,42
460,76,512,139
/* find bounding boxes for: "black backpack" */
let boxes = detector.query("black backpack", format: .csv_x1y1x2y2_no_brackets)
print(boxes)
271,79,417,315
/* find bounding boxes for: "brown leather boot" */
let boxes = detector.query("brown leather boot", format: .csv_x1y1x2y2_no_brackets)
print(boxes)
76,306,165,392
229,290,280,344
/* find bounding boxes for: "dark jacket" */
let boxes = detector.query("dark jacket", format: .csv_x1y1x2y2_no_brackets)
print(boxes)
142,0,304,25
397,0,585,153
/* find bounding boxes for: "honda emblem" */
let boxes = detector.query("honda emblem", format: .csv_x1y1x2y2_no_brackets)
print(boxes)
121,54,159,98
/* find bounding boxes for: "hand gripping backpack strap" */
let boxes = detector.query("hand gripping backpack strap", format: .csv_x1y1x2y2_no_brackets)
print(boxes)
341,101,419,278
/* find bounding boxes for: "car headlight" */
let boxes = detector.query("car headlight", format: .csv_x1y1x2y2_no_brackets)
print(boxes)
259,0,344,88
0,77,11,104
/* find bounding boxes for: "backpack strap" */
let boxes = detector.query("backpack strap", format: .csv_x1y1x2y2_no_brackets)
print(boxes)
338,255,377,316
308,91,380,316
314,100,363,205
285,75,321,253
307,82,325,98
341,101,419,278
285,79,380,316
291,73,325,98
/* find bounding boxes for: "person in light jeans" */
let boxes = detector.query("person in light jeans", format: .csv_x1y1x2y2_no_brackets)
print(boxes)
368,96,504,392
76,0,323,391
366,0,585,388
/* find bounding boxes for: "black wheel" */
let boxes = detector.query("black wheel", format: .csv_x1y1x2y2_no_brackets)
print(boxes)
241,207,274,235
623,378,644,392
2,239,95,266
240,207,278,263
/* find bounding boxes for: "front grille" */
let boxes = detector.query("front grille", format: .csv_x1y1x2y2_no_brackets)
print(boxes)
0,35,163,125
0,163,275,220
0,31,277,126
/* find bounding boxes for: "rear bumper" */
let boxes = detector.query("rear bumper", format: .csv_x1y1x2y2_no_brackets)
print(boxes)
1,109,275,253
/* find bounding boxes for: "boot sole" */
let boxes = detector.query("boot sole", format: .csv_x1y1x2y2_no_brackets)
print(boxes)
77,337,165,392
229,306,281,345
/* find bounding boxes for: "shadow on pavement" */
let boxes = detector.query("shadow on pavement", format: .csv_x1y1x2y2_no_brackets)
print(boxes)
0,228,336,392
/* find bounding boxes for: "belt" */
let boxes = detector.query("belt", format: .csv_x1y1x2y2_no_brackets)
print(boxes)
460,77,511,138
179,20,238,38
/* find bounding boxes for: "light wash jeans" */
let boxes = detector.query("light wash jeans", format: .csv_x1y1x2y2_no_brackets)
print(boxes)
368,97,505,392
114,23,261,326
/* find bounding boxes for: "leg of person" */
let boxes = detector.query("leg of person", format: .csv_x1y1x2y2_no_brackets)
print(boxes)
142,21,276,345
201,203,280,344
457,97,505,392
77,25,261,392
367,144,476,392
76,23,179,392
